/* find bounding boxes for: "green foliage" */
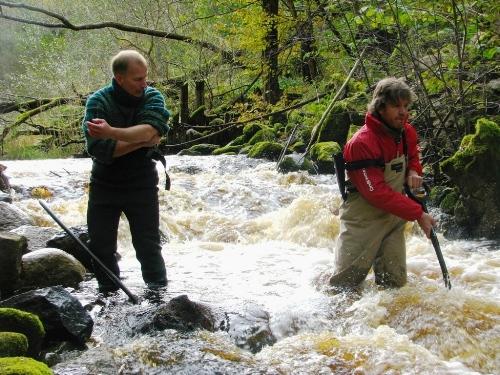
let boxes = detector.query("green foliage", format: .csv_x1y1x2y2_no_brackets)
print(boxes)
0,332,29,358
0,357,53,375
0,308,45,358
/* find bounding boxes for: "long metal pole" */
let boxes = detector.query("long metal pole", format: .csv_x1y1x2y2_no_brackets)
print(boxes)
404,185,452,289
39,200,139,303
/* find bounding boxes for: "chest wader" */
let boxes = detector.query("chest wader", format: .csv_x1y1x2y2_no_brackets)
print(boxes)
330,154,407,288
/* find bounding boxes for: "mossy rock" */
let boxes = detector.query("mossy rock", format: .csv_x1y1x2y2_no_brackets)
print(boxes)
291,140,306,153
0,357,53,375
180,144,219,156
212,145,242,155
441,118,499,185
228,135,246,146
309,141,341,174
0,308,45,358
239,145,252,155
439,189,459,215
440,118,500,239
208,118,225,127
277,156,300,173
242,123,263,140
0,332,28,357
247,142,284,161
247,127,275,145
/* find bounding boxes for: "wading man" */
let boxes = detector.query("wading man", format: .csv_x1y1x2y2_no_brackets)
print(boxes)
82,50,170,292
330,77,435,288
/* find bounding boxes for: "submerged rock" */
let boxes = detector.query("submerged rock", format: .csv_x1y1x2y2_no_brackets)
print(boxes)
130,294,275,353
0,286,93,346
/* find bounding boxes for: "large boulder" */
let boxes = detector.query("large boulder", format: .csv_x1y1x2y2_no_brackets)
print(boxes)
10,225,60,253
0,307,45,358
0,202,33,231
441,118,500,239
0,286,93,346
309,141,341,174
46,226,92,271
0,231,26,297
17,248,86,291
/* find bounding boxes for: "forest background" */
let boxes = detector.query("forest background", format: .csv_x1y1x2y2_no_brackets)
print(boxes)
0,0,498,239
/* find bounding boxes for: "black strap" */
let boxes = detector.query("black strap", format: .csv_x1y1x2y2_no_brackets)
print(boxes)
345,158,385,171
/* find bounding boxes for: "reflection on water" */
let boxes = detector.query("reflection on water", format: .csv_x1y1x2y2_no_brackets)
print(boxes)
3,155,499,374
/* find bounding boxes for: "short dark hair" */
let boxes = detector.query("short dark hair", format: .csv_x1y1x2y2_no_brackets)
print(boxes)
368,77,416,113
110,50,148,76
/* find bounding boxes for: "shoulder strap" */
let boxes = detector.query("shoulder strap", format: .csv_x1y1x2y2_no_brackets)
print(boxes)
345,158,385,170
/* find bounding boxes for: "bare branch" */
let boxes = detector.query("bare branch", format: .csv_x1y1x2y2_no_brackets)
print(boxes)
0,0,241,65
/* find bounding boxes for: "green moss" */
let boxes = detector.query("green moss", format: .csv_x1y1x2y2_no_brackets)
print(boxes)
228,135,246,146
278,156,300,173
0,332,28,357
0,357,53,375
441,118,500,182
182,144,219,156
290,140,306,153
247,127,275,145
212,145,242,155
247,141,284,161
0,308,45,358
439,189,460,214
242,123,263,140
309,142,341,162
208,118,225,127
189,105,206,119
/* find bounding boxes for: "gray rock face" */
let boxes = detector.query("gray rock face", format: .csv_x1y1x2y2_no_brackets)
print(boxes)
10,225,60,253
0,231,26,297
0,286,94,346
0,201,33,231
18,248,86,291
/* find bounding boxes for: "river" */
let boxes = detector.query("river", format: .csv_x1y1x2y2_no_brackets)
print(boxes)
3,156,499,374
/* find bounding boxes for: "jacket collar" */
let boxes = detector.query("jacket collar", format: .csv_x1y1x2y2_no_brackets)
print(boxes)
365,112,404,140
111,78,144,107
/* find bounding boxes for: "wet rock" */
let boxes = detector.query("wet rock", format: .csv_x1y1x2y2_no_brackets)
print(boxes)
0,231,26,297
0,164,10,193
248,141,284,161
0,191,11,203
17,248,86,291
131,295,275,353
0,201,33,231
134,294,215,333
179,143,220,156
225,305,276,353
46,225,93,271
10,225,60,253
0,286,93,346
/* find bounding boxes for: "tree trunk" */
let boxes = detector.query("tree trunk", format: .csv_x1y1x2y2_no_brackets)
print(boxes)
262,0,281,105
180,82,189,125
195,80,205,108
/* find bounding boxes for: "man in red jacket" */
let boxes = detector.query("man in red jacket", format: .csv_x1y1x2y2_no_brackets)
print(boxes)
330,77,436,288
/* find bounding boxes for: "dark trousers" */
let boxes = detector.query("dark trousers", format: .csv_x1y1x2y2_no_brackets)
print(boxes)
87,183,166,290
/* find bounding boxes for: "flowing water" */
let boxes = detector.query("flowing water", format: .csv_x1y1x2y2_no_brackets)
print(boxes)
3,156,499,375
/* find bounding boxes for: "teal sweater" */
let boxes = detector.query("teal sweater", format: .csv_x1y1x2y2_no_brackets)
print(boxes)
82,79,170,188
